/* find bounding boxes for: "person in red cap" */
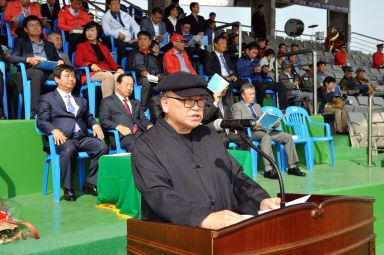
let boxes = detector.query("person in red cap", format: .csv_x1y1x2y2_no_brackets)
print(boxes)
163,34,197,75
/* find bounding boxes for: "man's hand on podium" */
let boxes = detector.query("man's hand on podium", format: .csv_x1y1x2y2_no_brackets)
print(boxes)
260,197,281,211
198,210,245,230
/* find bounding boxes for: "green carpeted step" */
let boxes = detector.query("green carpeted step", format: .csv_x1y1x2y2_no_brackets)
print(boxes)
333,146,367,160
332,134,351,147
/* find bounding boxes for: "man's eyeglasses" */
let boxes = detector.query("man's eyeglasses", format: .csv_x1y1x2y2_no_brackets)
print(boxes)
166,96,207,108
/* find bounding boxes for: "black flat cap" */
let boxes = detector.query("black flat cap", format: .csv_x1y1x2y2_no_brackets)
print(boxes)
157,72,209,97
378,44,384,48
356,68,365,73
343,66,353,73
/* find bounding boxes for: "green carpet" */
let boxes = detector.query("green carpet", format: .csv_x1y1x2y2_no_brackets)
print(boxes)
1,156,383,254
1,120,384,254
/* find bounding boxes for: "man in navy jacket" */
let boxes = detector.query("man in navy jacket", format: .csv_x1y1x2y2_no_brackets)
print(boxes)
236,42,288,110
37,65,108,202
11,15,64,118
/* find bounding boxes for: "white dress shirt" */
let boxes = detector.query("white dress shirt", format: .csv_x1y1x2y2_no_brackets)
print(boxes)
57,88,81,132
152,20,160,37
115,93,134,130
116,92,132,113
57,88,79,115
215,51,230,77
168,16,177,30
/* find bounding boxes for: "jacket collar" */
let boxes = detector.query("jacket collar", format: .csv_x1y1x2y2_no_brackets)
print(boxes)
139,48,151,55
113,93,131,115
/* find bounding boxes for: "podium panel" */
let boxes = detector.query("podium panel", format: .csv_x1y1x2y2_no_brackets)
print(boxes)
127,194,376,254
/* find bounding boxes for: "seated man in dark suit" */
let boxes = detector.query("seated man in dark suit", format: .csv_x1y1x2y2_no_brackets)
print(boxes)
184,2,205,35
203,36,247,106
202,89,249,150
140,7,167,50
10,15,64,118
41,0,61,30
99,73,153,152
37,64,109,201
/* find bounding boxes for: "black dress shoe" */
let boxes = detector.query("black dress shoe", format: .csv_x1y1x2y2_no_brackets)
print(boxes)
64,189,77,201
83,182,98,196
288,167,306,176
264,170,278,179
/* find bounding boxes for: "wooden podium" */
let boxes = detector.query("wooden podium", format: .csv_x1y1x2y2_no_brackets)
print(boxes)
126,194,376,254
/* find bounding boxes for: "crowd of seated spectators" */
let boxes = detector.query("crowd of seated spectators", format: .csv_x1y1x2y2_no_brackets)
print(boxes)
0,0,382,142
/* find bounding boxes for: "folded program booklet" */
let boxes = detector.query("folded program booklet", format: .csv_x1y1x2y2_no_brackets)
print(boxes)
38,60,58,71
257,111,287,130
207,74,229,94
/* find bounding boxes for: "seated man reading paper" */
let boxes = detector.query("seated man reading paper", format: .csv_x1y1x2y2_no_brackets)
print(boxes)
131,72,280,230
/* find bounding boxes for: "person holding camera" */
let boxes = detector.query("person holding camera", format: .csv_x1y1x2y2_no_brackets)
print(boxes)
318,76,348,135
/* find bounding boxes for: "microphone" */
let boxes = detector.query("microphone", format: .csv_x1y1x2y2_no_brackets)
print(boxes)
220,119,257,130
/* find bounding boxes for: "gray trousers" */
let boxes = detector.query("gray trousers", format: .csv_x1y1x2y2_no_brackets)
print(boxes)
288,90,313,114
252,129,299,170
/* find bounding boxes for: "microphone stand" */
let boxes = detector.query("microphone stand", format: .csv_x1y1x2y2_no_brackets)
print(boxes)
238,131,286,208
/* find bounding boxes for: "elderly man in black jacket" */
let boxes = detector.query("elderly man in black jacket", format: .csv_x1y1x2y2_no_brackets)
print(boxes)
11,15,64,118
127,31,162,111
99,73,153,152
131,72,280,230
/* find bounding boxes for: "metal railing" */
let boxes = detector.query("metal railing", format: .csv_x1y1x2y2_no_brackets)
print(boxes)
350,32,384,55
274,49,318,114
213,22,243,59
274,30,317,42
85,0,149,21
367,92,384,166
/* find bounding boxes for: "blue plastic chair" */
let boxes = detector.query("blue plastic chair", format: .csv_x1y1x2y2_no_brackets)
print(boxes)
77,65,102,117
53,19,69,55
101,28,118,63
284,106,335,169
16,63,58,119
247,107,286,177
0,61,8,119
0,11,5,36
53,18,58,31
73,51,101,117
105,129,127,154
35,119,90,202
5,22,15,52
105,110,150,154
17,63,32,119
199,64,211,82
228,143,238,149
60,30,69,55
